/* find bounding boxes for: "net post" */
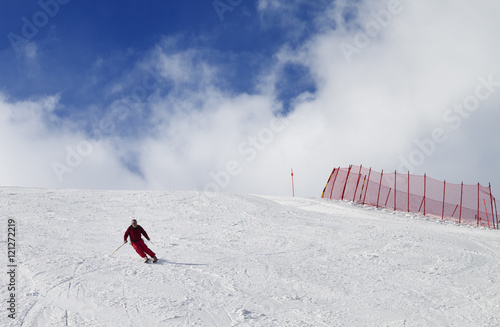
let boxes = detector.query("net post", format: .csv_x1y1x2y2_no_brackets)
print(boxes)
494,197,498,230
340,165,353,200
489,183,495,229
407,171,410,212
362,168,372,205
394,170,397,211
484,199,491,230
418,197,424,213
329,167,340,199
352,165,363,202
321,168,336,199
358,175,367,202
451,204,458,218
423,173,426,216
459,182,463,224
477,183,480,227
376,170,384,208
353,173,362,202
442,180,446,220
385,188,392,207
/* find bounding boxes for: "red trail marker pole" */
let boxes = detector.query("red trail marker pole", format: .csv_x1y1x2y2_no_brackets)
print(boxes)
291,168,295,197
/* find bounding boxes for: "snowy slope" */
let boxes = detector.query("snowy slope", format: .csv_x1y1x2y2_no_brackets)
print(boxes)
2,188,500,327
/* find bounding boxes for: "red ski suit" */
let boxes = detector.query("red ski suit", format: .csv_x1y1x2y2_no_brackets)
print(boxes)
124,225,156,258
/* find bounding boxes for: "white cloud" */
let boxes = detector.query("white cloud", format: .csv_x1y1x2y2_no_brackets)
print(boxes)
0,94,145,189
272,0,500,193
23,42,38,60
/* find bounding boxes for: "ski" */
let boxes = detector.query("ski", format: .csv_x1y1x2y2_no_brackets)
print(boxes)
143,257,158,263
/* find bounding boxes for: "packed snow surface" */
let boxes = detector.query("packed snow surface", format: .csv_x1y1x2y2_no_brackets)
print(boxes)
2,188,500,326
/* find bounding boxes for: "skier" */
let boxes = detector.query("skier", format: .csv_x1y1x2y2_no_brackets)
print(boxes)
124,219,158,263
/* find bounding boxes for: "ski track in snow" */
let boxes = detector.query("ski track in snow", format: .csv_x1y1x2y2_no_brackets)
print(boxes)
1,188,500,326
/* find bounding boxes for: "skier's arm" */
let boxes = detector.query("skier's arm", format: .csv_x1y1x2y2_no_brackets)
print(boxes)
124,227,130,243
141,227,151,241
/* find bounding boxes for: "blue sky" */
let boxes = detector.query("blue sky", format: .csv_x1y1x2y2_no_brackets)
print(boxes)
1,0,500,198
1,1,317,110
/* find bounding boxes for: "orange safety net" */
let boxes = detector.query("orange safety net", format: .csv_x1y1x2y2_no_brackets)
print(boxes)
321,165,498,229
